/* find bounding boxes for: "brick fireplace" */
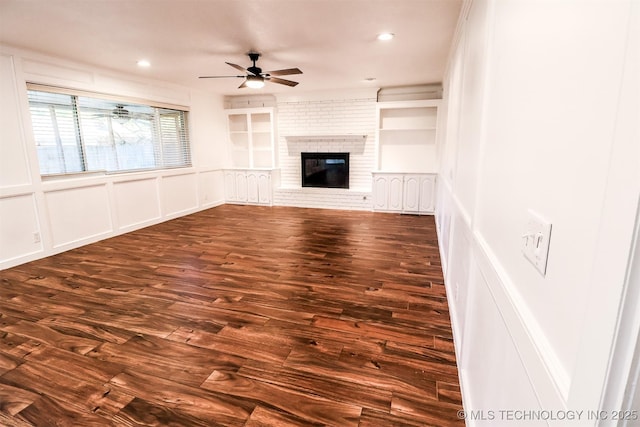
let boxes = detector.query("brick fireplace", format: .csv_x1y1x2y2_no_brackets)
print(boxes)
272,93,377,210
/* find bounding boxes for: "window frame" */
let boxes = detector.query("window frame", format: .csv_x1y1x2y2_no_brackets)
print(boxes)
26,83,192,177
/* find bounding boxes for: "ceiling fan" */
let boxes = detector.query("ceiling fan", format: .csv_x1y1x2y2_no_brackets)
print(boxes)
199,53,302,89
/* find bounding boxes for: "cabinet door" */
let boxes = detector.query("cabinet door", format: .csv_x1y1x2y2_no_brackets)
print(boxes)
388,175,404,211
246,171,259,203
224,170,237,201
419,175,436,213
403,175,421,213
235,171,248,203
257,172,271,205
372,175,389,210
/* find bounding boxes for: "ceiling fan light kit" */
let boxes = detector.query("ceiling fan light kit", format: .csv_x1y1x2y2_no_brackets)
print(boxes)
245,75,265,89
199,52,302,90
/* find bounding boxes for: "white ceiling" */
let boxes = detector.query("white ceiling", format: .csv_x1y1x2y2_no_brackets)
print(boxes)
0,0,462,96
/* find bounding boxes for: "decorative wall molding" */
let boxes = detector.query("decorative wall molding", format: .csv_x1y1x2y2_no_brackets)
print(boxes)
472,231,570,407
436,180,569,422
284,134,367,156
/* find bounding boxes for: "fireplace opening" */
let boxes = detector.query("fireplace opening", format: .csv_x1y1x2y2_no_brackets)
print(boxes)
301,152,349,189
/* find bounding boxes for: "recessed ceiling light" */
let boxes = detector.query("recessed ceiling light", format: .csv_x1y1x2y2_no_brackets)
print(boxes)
137,59,151,67
377,33,394,41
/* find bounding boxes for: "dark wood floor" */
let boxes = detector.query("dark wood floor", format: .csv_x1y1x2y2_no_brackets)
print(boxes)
0,204,464,426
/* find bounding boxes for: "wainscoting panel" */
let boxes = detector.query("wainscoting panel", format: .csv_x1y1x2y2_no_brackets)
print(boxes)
460,261,544,427
113,177,161,231
161,173,199,217
0,193,42,263
198,169,225,208
437,180,565,426
44,184,113,248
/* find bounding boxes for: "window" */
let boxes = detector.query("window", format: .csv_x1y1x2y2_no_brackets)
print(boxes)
27,84,191,175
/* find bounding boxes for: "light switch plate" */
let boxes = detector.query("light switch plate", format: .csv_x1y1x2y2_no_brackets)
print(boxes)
522,210,552,276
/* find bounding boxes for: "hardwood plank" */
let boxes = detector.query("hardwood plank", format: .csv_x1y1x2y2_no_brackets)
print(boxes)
166,325,291,365
244,405,320,427
359,408,428,427
200,370,362,427
0,382,39,416
108,370,254,425
311,315,434,347
283,347,438,399
0,337,41,359
0,360,112,415
24,346,123,384
238,362,393,412
12,395,111,427
88,334,245,388
113,397,218,426
437,381,463,405
0,350,21,376
390,393,464,427
0,412,34,427
36,315,136,345
1,320,99,355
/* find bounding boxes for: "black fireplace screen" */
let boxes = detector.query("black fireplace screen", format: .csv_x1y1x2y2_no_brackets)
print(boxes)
301,152,349,189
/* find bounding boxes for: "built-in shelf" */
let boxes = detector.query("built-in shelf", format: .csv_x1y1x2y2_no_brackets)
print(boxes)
226,107,276,169
375,100,440,173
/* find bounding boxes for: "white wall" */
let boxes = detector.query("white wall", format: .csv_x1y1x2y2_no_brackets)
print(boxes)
0,46,227,269
438,0,639,425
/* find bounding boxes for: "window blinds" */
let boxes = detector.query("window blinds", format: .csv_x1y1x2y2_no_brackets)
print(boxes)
27,85,191,175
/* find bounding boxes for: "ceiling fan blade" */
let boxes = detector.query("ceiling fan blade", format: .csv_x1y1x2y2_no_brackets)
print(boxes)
226,62,247,73
198,75,244,79
268,76,299,87
266,68,303,76
238,80,248,89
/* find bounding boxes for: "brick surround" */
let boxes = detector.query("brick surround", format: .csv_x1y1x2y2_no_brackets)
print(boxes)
273,95,377,210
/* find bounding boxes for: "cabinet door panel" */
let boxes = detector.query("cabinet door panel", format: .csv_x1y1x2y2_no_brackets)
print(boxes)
403,175,421,213
372,176,389,210
224,171,237,201
257,172,271,205
419,175,435,213
388,175,404,211
246,172,259,203
235,172,248,202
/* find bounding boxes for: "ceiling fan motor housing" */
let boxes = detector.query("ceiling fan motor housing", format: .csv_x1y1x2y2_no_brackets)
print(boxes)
247,53,262,76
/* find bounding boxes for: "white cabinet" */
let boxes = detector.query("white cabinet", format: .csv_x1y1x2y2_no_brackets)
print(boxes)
226,108,276,169
224,169,274,206
375,100,440,174
224,107,277,206
372,172,436,215
373,173,404,212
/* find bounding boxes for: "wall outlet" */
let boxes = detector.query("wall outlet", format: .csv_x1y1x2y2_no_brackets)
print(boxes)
521,210,552,276
33,231,41,243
